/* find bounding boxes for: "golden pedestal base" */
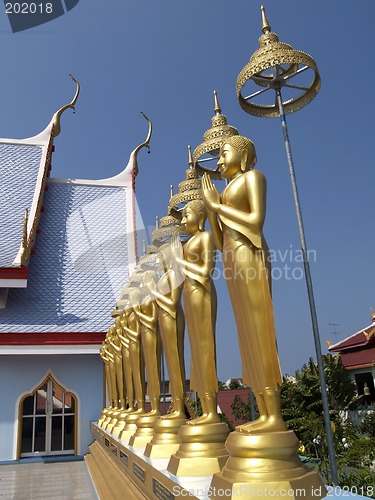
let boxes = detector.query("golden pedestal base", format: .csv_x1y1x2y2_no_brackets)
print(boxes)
144,415,185,458
128,414,157,448
111,421,125,437
110,410,131,437
167,422,230,476
209,430,326,499
100,408,116,429
88,423,330,500
105,409,122,432
118,412,139,443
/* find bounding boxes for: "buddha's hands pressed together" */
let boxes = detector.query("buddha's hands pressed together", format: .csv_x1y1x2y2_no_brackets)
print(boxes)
202,173,220,212
170,234,183,264
144,274,156,297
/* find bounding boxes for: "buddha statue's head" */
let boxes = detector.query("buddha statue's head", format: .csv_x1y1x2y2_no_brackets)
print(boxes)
182,199,207,234
218,135,257,176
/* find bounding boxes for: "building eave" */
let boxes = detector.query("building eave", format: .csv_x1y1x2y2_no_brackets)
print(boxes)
0,331,105,345
0,267,28,288
0,344,101,355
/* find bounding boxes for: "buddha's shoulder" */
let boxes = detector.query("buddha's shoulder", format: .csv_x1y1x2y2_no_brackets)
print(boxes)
246,168,265,179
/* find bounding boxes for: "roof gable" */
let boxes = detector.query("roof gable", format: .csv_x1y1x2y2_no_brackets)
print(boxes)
329,323,375,352
0,181,134,333
0,124,53,285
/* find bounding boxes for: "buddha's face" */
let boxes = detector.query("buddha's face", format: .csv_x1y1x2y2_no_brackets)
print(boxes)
218,144,242,178
181,205,199,235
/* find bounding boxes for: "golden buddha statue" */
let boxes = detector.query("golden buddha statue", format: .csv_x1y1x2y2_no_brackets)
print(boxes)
133,271,161,417
108,324,126,410
102,338,118,408
98,342,116,426
145,244,186,419
171,200,219,425
202,135,285,434
116,313,134,412
122,289,145,414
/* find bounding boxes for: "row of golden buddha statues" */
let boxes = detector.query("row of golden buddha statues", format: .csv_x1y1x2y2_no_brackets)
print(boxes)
96,129,326,496
95,3,327,493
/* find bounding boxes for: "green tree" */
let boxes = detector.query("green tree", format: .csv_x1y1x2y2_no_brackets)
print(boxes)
323,354,356,411
360,411,375,438
231,394,256,422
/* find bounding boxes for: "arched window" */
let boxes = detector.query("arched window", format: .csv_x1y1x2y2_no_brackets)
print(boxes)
18,374,77,458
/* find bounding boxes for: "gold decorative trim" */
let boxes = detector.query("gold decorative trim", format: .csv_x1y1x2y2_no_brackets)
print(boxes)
236,6,320,118
129,112,152,177
52,74,80,138
193,90,239,178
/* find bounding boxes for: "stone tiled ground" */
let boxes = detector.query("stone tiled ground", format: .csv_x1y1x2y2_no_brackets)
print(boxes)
0,461,97,500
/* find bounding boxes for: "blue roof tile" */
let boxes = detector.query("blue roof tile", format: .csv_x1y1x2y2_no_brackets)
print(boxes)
0,182,132,333
0,144,43,266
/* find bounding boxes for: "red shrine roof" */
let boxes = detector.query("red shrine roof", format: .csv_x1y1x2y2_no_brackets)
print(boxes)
329,316,375,370
338,347,375,370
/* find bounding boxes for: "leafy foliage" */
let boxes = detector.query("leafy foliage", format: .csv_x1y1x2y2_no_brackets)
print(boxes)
231,394,253,422
360,410,375,438
323,354,356,411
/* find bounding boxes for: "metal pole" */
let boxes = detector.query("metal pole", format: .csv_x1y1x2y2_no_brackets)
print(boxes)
161,349,167,415
275,87,338,485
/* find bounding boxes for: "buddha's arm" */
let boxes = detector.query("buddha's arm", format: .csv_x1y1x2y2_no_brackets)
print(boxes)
207,209,223,252
123,325,140,342
217,170,266,235
168,270,184,306
135,308,157,326
109,340,122,354
201,174,223,251
105,349,115,362
100,351,109,364
176,232,215,279
118,332,129,347
151,286,174,309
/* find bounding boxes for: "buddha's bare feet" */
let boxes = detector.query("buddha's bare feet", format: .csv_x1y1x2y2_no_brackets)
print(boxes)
237,416,287,434
122,407,135,414
187,412,222,426
236,415,267,433
161,410,186,420
141,409,161,418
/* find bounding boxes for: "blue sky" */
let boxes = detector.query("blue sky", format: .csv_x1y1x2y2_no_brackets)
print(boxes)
1,1,374,381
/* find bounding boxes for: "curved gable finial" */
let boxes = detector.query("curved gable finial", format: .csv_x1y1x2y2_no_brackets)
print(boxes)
52,74,80,138
129,111,152,177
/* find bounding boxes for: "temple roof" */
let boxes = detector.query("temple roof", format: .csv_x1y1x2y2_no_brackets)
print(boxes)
0,178,135,334
328,316,375,370
338,347,375,370
0,125,53,277
329,322,375,352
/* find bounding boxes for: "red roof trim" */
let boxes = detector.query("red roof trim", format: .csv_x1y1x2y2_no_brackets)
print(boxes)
0,267,28,279
329,324,375,351
340,347,375,370
0,332,105,346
